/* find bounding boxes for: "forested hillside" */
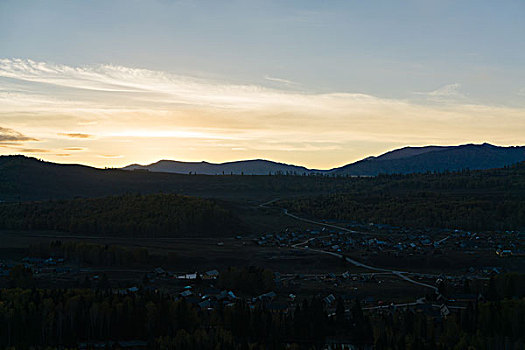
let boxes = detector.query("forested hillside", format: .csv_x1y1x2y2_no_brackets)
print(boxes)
279,163,525,231
1,156,525,231
0,155,358,201
0,194,240,237
2,156,525,203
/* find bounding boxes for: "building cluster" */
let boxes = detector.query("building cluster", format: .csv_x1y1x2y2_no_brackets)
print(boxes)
255,225,524,257
117,267,291,313
0,256,72,276
145,267,220,281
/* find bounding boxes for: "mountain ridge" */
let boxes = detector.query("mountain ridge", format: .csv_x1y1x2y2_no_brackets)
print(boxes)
122,143,525,175
124,158,315,175
1,146,524,202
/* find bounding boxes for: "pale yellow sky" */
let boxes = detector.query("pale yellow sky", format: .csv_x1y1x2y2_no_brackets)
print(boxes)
1,59,524,169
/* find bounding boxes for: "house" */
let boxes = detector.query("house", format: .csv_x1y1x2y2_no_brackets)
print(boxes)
363,296,375,305
204,269,219,279
116,287,139,295
323,294,336,305
153,267,166,276
324,336,370,349
203,287,221,297
496,249,513,257
198,300,212,310
117,340,149,349
177,273,197,280
256,291,277,303
420,239,432,246
216,290,229,301
180,290,193,297
78,340,148,349
439,304,450,317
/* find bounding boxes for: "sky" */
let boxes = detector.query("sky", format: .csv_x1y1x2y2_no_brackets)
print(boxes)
0,0,524,169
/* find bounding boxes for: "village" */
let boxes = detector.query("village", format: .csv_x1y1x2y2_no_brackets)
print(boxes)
2,222,522,326
255,223,524,262
0,254,486,322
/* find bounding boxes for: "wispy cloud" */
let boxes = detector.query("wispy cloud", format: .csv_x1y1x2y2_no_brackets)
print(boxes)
264,75,298,86
414,83,465,101
0,126,37,143
17,148,49,153
58,133,93,139
97,154,123,159
0,58,374,112
0,58,524,168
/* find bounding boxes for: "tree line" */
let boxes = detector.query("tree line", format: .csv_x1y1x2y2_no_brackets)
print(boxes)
28,240,152,267
280,191,525,231
217,266,275,296
372,298,525,349
0,288,370,349
0,273,523,348
0,194,241,237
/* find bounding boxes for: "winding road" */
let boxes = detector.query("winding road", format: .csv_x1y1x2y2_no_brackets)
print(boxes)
260,199,439,292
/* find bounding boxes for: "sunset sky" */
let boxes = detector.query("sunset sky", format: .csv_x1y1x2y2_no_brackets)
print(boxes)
1,0,524,169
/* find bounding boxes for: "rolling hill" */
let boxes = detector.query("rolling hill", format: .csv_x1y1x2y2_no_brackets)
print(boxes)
123,143,525,176
331,143,525,175
1,143,524,202
0,155,348,202
124,159,313,175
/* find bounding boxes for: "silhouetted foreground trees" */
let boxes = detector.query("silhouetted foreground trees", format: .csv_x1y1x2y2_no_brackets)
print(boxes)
0,273,522,348
371,273,525,349
0,285,523,349
217,266,275,295
372,299,525,349
0,194,240,237
0,288,369,349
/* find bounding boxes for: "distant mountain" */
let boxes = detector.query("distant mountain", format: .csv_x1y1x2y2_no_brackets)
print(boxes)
373,145,447,161
331,143,525,175
123,159,316,175
1,149,524,202
123,143,525,176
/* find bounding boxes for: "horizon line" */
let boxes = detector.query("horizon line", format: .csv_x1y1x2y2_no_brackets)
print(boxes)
3,142,523,171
